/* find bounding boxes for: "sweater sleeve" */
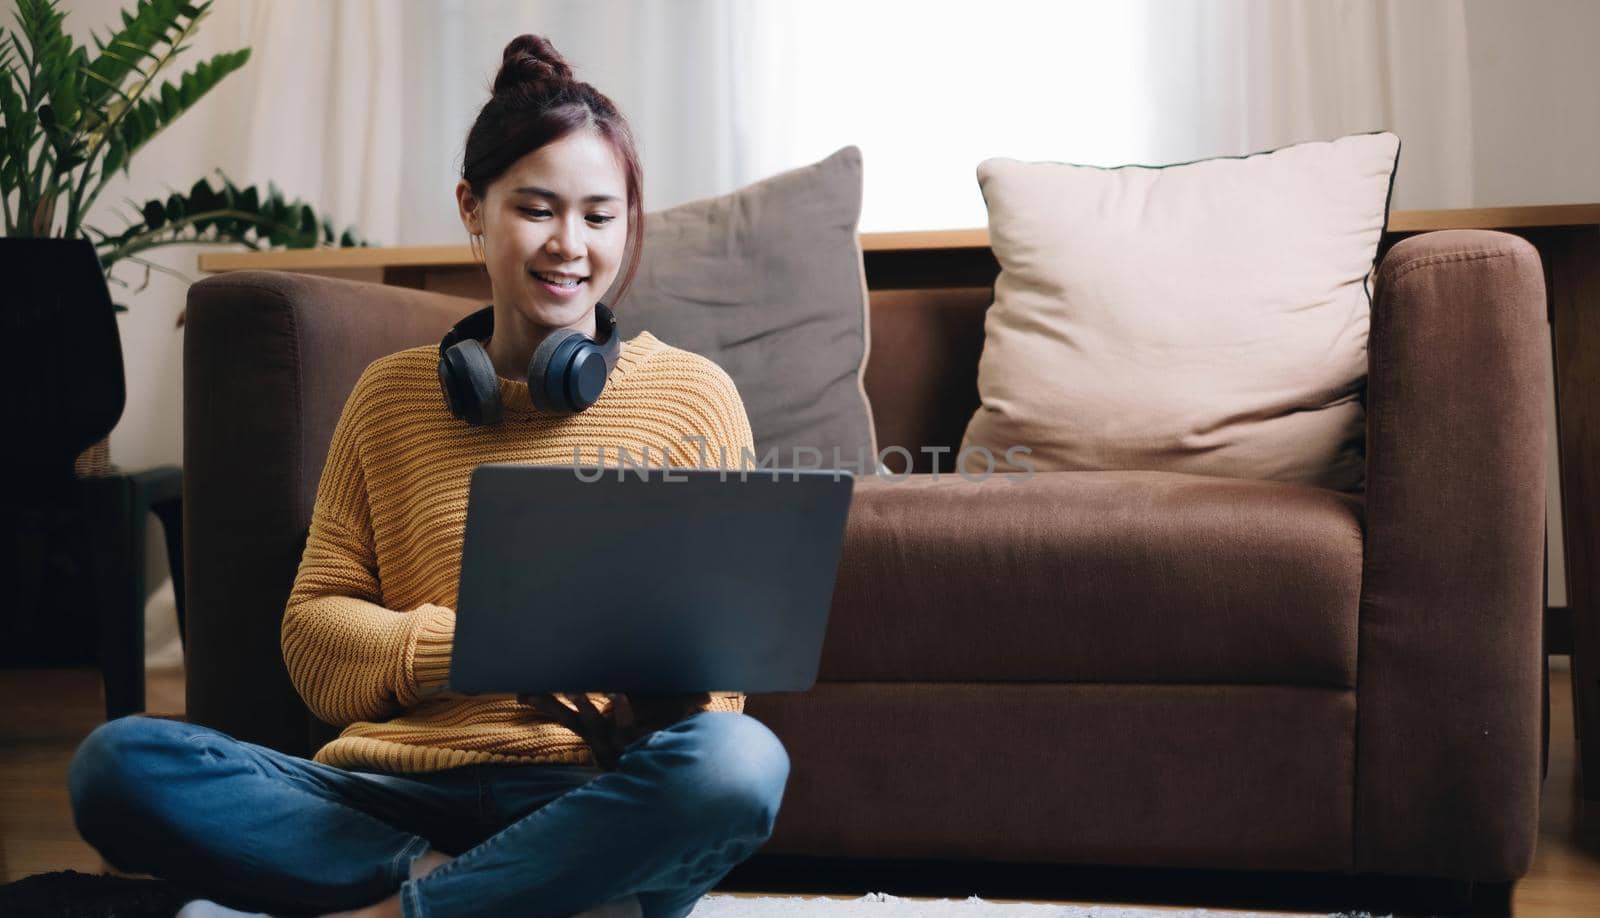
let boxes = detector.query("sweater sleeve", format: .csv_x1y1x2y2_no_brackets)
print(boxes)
670,357,758,716
672,359,757,474
281,366,456,727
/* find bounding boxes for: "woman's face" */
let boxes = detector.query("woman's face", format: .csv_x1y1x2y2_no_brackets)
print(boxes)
456,128,629,335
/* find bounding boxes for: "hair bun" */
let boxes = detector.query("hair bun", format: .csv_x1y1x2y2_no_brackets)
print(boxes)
494,34,574,97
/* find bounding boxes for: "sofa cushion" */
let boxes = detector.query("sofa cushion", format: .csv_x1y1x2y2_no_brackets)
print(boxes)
819,470,1362,686
608,145,877,469
961,132,1400,493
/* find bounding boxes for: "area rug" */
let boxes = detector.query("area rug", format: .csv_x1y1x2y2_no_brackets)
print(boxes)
0,870,192,917
690,892,1382,917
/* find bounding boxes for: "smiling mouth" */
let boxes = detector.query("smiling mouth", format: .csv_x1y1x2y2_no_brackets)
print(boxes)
531,271,585,288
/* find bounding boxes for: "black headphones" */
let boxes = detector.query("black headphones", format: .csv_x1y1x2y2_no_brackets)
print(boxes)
437,303,621,425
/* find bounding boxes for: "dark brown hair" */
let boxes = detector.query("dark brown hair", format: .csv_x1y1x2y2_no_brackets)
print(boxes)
461,34,645,305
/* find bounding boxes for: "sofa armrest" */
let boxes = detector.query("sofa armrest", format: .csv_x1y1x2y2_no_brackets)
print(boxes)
183,271,479,753
1355,230,1549,879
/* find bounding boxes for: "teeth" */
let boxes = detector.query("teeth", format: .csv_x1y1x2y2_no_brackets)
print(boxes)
534,271,581,288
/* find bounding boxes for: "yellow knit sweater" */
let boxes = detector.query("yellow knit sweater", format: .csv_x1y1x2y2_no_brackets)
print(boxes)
283,331,754,773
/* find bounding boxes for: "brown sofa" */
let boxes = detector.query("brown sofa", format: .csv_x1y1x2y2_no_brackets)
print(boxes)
182,229,1549,890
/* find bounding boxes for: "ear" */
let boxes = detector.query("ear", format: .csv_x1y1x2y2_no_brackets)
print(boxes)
456,180,484,236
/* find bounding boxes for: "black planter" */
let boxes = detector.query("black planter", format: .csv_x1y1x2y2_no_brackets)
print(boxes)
2,237,127,665
3,237,126,478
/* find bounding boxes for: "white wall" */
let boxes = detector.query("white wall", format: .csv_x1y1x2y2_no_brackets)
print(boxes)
1464,0,1600,208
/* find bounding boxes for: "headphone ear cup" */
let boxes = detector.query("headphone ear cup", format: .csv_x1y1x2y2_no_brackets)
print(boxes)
441,339,502,425
528,329,581,413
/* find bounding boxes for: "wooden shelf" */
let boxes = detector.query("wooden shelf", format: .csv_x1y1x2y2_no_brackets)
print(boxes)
199,244,475,273
197,205,1600,275
1387,203,1600,233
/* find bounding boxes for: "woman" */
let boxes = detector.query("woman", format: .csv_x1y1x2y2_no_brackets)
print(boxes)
68,34,788,918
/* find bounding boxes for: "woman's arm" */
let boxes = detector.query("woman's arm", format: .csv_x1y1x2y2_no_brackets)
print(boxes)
281,366,455,727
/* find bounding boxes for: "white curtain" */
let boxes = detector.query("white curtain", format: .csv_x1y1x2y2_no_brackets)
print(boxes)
78,0,1484,248
746,0,1475,229
75,0,1479,252
1138,0,1475,209
216,0,767,246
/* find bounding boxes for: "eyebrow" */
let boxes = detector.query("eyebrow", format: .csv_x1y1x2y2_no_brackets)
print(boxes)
512,186,623,205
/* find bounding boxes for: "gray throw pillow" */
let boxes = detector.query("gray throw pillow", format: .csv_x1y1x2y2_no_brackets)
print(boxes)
605,146,877,471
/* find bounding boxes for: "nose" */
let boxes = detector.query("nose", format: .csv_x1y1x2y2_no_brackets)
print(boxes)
546,215,584,262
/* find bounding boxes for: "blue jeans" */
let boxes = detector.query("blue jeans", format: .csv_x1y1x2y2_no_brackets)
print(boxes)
68,711,789,918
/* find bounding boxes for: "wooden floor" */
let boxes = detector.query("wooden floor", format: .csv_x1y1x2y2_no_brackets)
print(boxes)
3,661,1598,915
1520,656,1600,914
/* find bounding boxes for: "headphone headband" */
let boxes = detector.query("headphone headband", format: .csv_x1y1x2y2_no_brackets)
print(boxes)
592,302,621,373
439,305,495,353
439,303,620,370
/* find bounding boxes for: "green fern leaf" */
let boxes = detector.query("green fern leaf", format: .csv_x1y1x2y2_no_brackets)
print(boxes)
82,0,190,112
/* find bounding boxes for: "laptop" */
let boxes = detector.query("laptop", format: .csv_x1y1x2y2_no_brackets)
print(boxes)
447,463,855,695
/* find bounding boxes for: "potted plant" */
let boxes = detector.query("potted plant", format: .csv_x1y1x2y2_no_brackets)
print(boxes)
1,0,368,475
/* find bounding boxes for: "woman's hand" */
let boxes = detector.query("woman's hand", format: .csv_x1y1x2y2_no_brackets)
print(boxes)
520,692,711,770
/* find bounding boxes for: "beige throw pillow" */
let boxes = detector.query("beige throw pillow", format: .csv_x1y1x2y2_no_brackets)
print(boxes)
961,132,1400,492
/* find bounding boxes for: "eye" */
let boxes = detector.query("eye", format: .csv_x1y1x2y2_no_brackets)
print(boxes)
587,214,616,226
518,207,551,219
